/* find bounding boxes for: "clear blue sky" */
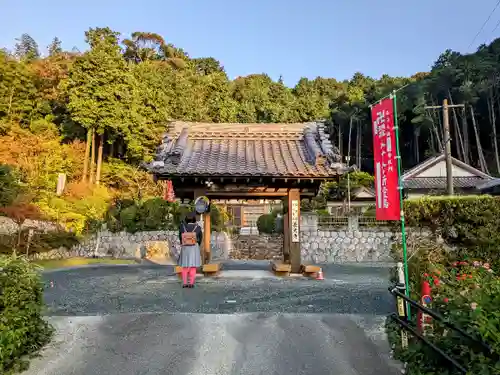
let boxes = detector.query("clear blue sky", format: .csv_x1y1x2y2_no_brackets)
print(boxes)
1,0,500,86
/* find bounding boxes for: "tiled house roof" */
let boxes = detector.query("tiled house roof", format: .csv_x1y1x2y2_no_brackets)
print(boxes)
403,177,486,189
401,154,492,189
147,121,344,178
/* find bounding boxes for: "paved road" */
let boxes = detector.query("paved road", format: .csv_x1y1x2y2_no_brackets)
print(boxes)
25,263,401,375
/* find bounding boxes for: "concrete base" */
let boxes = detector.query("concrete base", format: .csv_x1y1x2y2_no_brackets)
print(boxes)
202,263,221,277
301,264,321,278
271,261,292,277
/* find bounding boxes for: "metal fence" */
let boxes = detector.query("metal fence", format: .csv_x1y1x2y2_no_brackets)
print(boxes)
316,215,391,230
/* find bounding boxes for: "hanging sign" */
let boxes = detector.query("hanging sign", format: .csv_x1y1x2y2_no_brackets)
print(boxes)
371,98,400,221
194,196,210,214
291,200,300,242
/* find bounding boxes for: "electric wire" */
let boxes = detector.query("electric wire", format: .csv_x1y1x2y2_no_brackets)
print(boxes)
467,0,500,50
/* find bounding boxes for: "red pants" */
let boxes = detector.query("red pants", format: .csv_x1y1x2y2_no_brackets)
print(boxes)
181,267,197,285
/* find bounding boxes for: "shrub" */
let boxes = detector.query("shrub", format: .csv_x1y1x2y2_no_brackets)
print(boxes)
0,256,53,374
36,183,112,235
105,198,185,233
257,213,276,234
402,196,500,270
404,195,500,245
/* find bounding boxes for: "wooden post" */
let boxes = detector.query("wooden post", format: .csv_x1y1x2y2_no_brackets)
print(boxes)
194,189,210,264
287,189,301,273
203,212,211,264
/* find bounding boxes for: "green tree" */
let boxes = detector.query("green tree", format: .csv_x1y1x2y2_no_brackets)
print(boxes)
47,37,63,57
14,33,40,61
0,51,37,123
63,27,140,183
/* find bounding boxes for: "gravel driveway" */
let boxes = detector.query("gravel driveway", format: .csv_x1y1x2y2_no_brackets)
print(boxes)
24,263,401,375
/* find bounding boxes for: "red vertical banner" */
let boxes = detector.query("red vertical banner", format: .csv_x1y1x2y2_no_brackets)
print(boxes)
163,180,175,202
371,98,400,220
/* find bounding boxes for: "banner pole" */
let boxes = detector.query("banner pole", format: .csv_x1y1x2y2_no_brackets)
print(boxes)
392,90,411,320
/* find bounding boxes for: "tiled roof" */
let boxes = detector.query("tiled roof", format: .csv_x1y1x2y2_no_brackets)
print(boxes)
402,177,485,189
402,154,492,180
147,121,344,178
401,154,492,190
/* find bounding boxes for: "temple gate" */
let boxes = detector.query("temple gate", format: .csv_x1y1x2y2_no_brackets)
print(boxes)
146,121,344,274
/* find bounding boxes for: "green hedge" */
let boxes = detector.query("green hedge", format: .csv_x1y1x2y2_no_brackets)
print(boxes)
0,256,53,374
105,198,184,233
403,195,500,269
105,198,232,233
389,196,500,375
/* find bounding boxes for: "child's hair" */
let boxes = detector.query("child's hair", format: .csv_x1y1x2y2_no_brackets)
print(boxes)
184,212,197,224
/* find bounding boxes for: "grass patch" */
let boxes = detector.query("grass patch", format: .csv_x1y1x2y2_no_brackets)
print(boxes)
32,257,138,269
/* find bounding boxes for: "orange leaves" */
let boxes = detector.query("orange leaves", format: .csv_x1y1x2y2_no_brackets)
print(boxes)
0,200,43,226
63,181,94,200
0,123,86,190
29,54,74,101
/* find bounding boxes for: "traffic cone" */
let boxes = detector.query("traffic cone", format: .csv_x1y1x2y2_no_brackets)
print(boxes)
316,268,324,280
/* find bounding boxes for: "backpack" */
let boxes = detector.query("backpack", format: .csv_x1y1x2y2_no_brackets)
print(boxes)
181,223,198,246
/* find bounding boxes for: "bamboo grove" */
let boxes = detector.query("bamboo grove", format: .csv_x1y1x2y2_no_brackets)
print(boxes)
2,27,500,191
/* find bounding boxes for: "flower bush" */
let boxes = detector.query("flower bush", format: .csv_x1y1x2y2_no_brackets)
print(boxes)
390,260,500,375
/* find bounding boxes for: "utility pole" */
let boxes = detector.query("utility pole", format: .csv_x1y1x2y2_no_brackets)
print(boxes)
425,99,465,196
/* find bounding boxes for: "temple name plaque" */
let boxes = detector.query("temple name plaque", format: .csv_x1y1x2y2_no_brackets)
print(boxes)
291,200,300,243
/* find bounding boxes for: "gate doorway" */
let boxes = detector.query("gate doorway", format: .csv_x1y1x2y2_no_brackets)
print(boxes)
221,199,283,261
224,226,283,260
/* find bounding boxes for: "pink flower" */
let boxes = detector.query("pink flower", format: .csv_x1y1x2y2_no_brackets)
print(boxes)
470,302,478,310
443,298,449,303
483,263,490,270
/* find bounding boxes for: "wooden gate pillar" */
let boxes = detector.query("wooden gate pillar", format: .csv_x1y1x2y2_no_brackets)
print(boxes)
286,189,301,273
203,212,211,264
194,189,211,265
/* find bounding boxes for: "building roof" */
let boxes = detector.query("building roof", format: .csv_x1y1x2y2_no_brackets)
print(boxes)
146,121,345,178
403,177,485,189
401,154,492,189
477,178,500,191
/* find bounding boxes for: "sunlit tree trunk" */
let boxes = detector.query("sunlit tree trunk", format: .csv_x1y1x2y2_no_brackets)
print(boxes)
449,92,465,161
460,108,470,164
470,106,489,173
488,93,500,174
82,128,92,182
96,133,104,185
89,128,96,184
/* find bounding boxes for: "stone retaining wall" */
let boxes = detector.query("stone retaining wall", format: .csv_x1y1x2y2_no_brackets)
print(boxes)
1,213,431,264
300,228,395,263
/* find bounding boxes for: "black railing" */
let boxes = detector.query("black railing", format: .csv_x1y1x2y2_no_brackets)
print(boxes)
388,285,497,374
